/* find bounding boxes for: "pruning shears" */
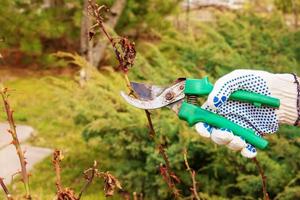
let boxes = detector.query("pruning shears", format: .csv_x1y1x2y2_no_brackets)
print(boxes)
120,77,280,150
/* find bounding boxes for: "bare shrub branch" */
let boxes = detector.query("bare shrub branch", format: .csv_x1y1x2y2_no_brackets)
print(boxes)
253,158,269,200
53,150,78,200
0,88,31,199
183,149,201,200
158,145,181,199
87,1,136,74
78,161,98,199
53,149,122,199
0,177,13,200
87,2,181,197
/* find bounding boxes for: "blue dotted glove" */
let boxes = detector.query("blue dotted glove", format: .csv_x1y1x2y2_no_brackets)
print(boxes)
195,70,298,158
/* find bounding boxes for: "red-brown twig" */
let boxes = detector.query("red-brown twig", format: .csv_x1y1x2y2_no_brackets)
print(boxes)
252,158,269,200
0,88,31,199
145,110,155,138
0,177,13,200
78,161,98,199
158,145,181,199
183,149,201,200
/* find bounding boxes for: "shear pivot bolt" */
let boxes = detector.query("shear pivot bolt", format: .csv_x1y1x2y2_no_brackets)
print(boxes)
165,92,174,100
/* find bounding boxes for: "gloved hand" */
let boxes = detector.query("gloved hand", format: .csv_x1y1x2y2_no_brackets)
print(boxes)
195,69,299,158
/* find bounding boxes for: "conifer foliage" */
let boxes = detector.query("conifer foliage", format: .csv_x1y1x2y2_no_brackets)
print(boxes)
1,1,300,199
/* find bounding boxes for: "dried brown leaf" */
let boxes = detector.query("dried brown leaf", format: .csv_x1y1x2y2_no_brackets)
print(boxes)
112,37,136,73
102,172,122,197
56,188,78,200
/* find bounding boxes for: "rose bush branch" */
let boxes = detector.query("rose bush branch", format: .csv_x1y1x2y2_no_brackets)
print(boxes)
183,149,201,200
0,88,31,199
253,158,269,200
78,161,98,199
53,149,79,200
53,150,122,199
87,1,181,196
158,145,181,199
87,0,158,138
0,177,13,200
87,1,136,93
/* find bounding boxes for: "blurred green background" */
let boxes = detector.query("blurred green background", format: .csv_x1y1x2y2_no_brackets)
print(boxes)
0,0,300,199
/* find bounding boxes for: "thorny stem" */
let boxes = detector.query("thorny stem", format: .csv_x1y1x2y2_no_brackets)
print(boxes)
10,171,21,184
0,178,13,200
158,145,172,176
158,145,180,199
252,158,269,200
183,149,201,200
0,88,31,199
78,161,98,199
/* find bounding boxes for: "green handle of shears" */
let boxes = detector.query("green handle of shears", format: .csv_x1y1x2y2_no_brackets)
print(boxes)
184,77,280,108
179,77,280,149
178,102,268,149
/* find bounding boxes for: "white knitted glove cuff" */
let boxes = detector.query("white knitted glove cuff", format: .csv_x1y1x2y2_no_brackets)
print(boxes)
268,74,299,125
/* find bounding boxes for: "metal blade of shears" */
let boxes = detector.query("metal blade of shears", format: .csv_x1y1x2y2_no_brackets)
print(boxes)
130,82,165,101
120,81,185,111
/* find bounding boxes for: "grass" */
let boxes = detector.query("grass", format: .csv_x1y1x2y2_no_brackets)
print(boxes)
0,75,113,199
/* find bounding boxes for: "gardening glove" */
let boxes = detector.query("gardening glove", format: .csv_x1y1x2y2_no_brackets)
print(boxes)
194,69,299,158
